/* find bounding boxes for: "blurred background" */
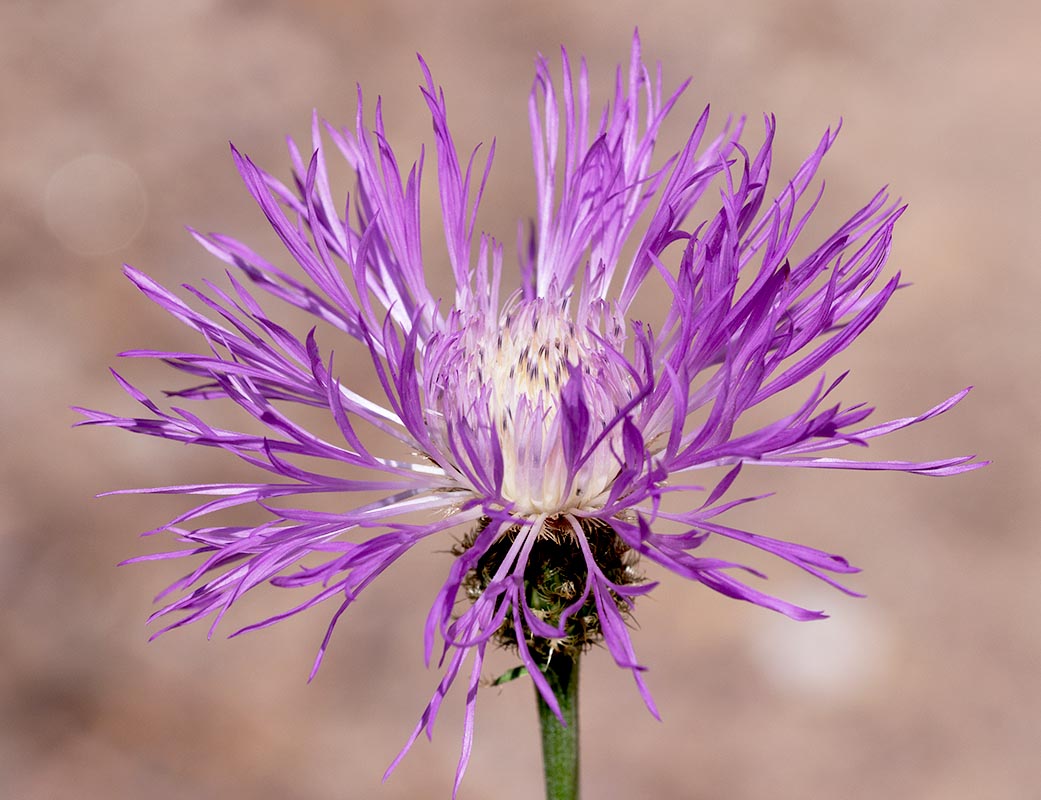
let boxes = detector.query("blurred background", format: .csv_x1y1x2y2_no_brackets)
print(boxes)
2,0,1037,798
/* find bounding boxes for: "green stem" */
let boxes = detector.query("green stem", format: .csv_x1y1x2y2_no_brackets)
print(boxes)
536,651,580,800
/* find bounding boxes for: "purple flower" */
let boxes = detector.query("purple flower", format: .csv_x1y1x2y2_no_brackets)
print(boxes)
77,33,983,795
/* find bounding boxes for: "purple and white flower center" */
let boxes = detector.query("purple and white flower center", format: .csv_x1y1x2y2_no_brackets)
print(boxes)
427,298,635,516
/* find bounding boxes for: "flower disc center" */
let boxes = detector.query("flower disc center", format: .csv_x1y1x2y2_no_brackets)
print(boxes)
428,298,634,515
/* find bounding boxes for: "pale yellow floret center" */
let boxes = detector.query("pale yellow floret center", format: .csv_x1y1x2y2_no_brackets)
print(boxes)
439,300,632,516
484,307,578,425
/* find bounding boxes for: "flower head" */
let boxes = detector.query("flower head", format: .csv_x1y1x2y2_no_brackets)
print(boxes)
77,33,984,795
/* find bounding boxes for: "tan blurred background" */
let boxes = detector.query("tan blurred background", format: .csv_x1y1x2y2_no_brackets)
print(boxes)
3,0,1038,798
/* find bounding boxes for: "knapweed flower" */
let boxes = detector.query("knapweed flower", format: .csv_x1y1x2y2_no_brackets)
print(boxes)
78,34,983,794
